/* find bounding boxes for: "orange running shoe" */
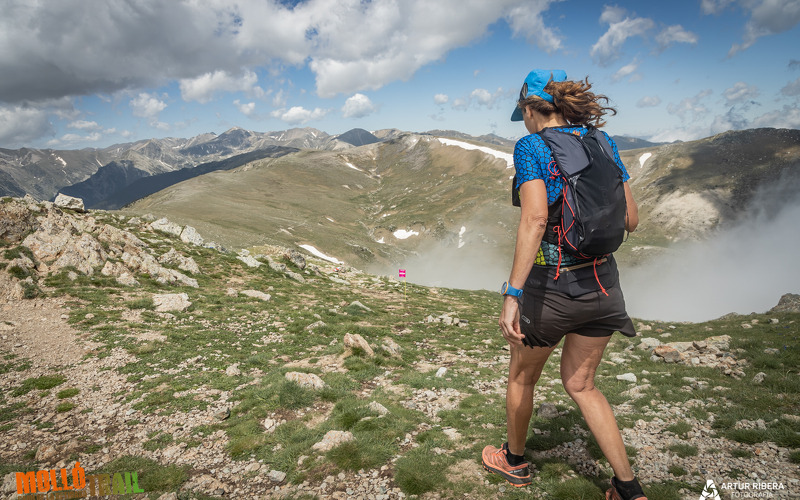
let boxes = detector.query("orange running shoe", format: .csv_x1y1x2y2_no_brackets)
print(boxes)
606,478,648,500
481,443,531,487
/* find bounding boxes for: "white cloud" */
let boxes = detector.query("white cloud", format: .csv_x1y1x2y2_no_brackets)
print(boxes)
233,99,256,117
701,0,735,14
67,120,102,131
655,25,699,48
504,0,564,52
752,104,800,128
59,132,103,144
130,93,167,120
271,106,329,125
706,0,800,55
667,89,713,121
308,0,536,97
434,94,449,105
2,0,538,102
469,88,506,108
591,6,655,66
0,104,55,148
180,70,264,103
637,96,662,107
341,93,376,118
612,60,641,82
130,92,169,130
782,76,800,96
722,82,759,105
452,98,468,111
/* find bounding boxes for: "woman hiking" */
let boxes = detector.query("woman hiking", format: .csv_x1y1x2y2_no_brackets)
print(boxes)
481,69,646,500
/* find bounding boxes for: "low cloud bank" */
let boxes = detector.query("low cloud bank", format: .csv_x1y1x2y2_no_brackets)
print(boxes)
622,179,800,322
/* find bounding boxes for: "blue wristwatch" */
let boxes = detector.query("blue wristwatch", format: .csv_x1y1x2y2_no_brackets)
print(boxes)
500,281,523,297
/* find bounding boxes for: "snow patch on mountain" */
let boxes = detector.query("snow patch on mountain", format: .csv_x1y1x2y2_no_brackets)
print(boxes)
639,152,652,168
393,229,419,239
437,138,513,168
298,244,341,264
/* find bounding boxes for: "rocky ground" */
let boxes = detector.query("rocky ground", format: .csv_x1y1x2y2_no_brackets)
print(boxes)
0,195,799,500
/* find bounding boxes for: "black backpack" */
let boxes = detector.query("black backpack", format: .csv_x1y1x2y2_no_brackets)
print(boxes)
512,126,627,259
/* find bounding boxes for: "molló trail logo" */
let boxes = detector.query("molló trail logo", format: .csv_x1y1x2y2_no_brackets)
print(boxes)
15,462,145,499
700,479,722,499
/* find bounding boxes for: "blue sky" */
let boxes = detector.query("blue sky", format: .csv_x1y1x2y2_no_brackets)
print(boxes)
1,0,798,150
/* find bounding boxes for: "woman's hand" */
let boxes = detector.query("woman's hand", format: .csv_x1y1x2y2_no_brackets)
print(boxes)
499,295,525,346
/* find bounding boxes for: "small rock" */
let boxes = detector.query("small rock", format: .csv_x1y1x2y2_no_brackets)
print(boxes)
214,408,230,421
312,430,354,452
225,364,241,376
306,320,327,331
638,338,661,350
349,300,373,312
381,337,402,358
616,373,637,383
263,418,278,432
537,402,559,419
368,401,389,416
752,372,766,384
442,427,461,441
268,470,287,482
435,367,447,378
241,289,271,302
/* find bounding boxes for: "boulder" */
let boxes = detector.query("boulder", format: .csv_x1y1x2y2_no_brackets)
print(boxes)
653,345,682,363
180,225,204,246
159,248,201,274
284,249,306,269
344,333,374,357
53,193,86,212
0,199,38,243
150,218,183,237
152,293,191,312
769,293,800,313
285,372,326,390
380,337,402,358
97,224,147,249
51,233,107,275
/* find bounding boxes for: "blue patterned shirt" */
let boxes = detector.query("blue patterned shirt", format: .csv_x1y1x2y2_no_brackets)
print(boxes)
513,126,630,266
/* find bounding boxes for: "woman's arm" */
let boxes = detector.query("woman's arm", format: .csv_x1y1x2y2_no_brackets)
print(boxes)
624,182,638,232
499,179,549,346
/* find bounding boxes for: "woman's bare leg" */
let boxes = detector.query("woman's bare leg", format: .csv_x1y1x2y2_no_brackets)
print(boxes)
559,333,634,481
506,343,556,456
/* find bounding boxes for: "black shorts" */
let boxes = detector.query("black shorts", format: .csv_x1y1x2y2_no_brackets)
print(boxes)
518,256,636,348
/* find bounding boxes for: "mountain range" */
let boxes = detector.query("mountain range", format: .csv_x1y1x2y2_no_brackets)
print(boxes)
1,126,799,287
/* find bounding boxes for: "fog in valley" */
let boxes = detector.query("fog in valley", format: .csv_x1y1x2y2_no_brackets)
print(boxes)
395,173,800,323
622,182,800,322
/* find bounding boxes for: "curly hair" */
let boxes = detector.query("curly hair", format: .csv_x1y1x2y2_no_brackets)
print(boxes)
518,77,616,128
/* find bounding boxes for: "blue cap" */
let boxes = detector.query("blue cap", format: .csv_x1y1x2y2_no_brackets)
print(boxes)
511,69,567,121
